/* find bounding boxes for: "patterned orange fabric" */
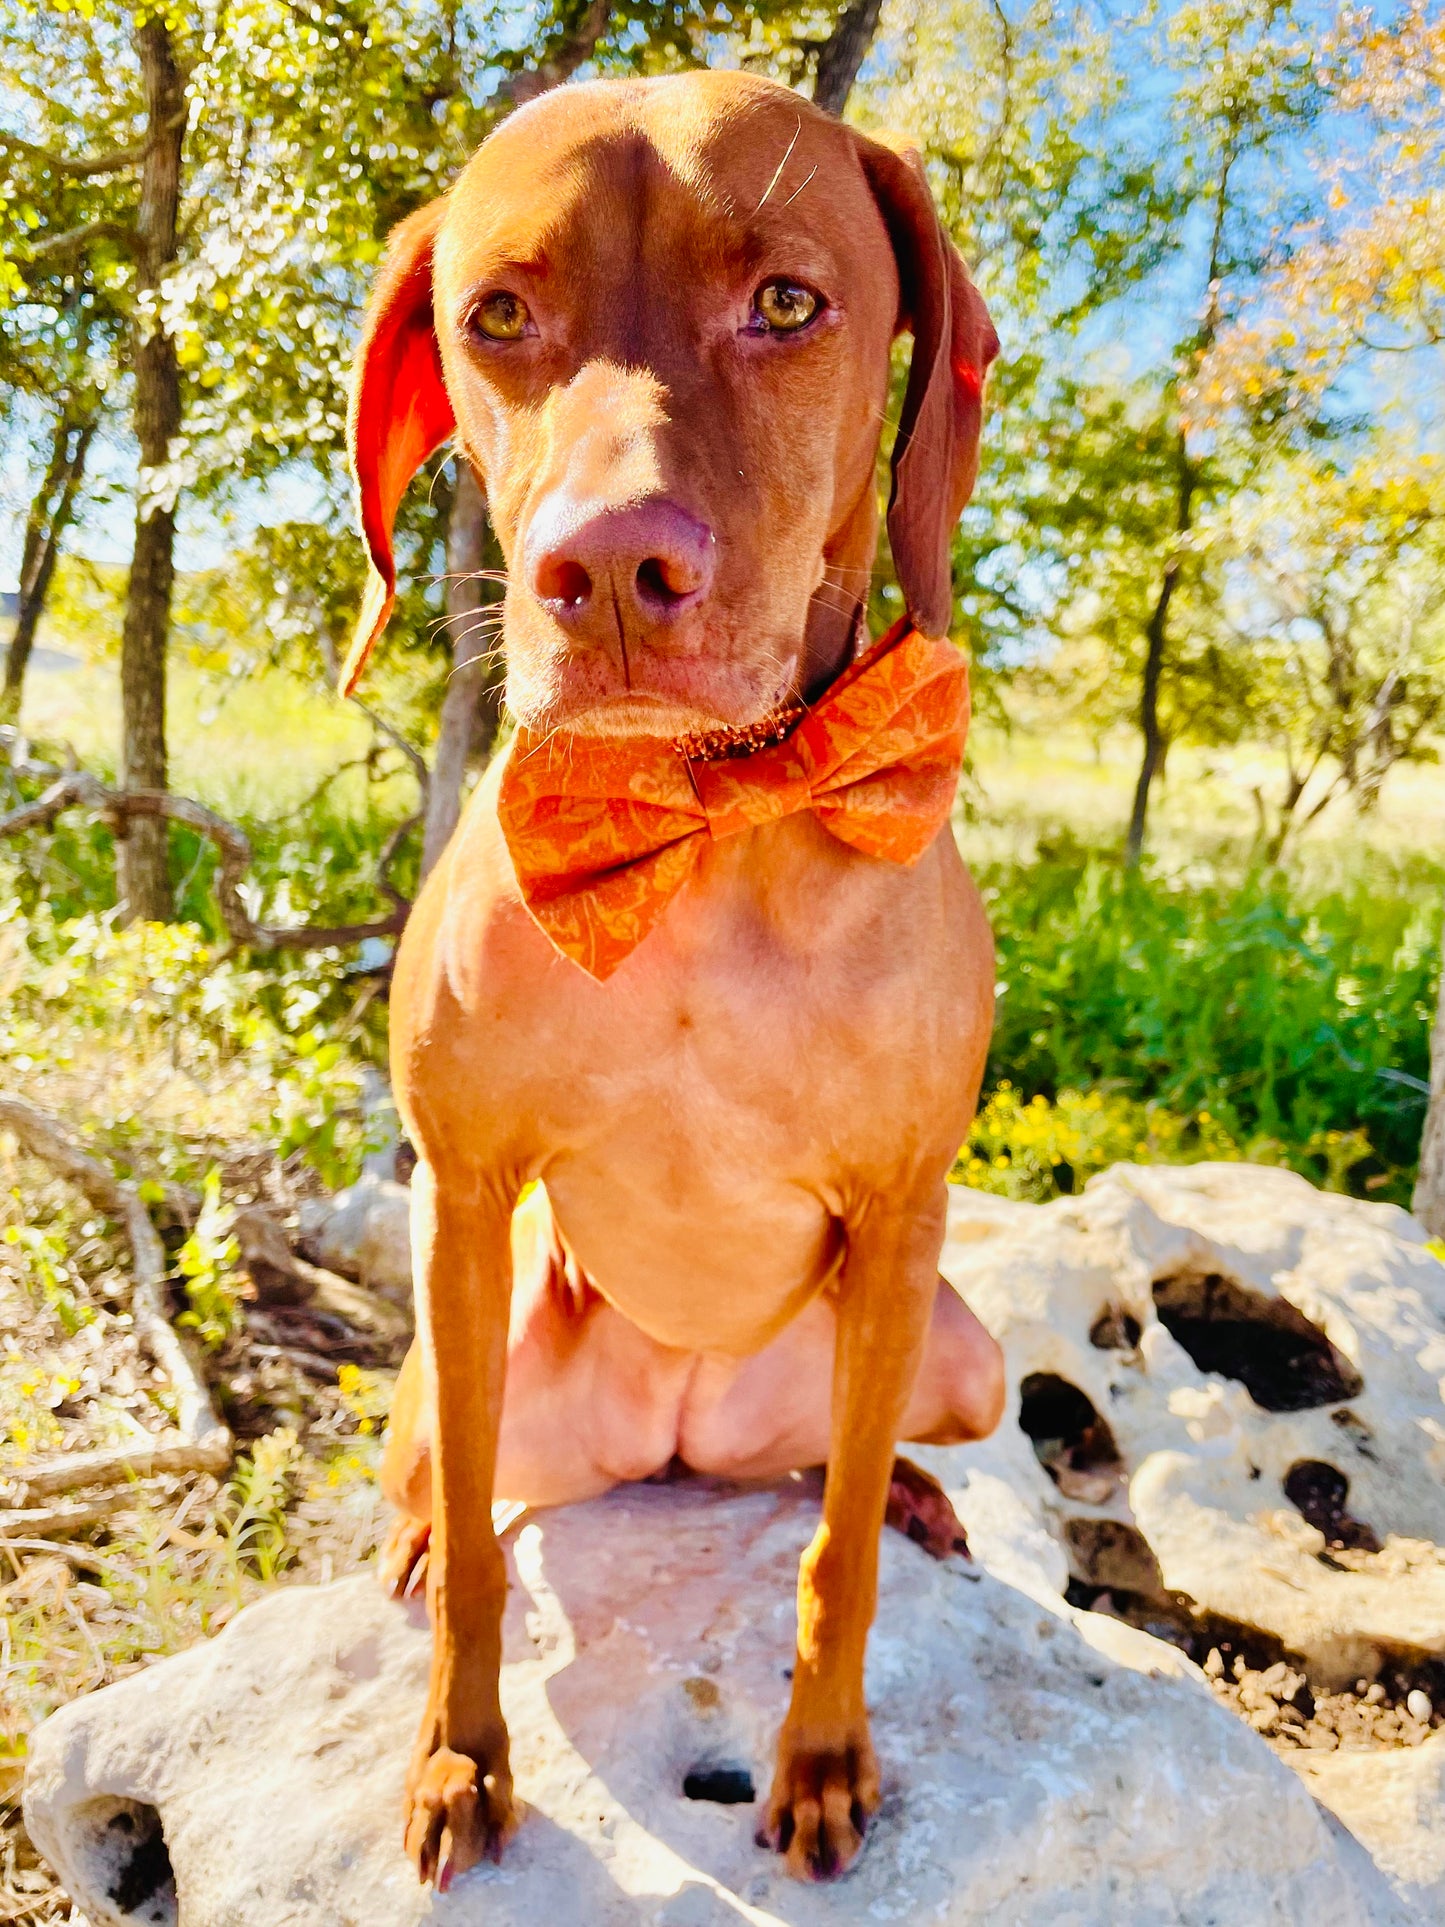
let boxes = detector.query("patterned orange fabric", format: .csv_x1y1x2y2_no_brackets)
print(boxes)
497,619,969,980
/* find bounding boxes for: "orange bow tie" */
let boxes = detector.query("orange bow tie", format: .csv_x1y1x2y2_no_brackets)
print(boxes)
497,619,969,980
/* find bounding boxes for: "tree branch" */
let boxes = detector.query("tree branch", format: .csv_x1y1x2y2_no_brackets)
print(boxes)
493,0,612,106
0,1093,232,1498
0,110,187,179
0,763,410,953
813,0,885,116
23,218,136,262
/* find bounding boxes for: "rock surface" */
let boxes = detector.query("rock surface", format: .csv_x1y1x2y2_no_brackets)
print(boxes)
296,1173,412,1303
24,1479,1402,1927
1294,1731,1445,1914
26,1160,1445,1924
939,1163,1445,1687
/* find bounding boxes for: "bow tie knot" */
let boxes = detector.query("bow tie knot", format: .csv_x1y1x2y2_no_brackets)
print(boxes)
498,619,970,980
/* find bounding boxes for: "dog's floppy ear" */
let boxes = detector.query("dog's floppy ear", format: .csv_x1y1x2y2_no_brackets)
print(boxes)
342,196,456,697
853,134,999,639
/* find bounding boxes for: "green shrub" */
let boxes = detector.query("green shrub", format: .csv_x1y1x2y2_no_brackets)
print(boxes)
954,1083,1377,1203
978,852,1441,1203
955,1084,1242,1200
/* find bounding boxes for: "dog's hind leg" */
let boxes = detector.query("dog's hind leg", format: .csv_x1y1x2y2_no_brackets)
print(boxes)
379,1186,689,1567
677,1272,1003,1483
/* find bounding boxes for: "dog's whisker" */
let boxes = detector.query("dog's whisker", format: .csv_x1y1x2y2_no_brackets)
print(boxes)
755,117,802,213
781,164,817,209
427,606,506,635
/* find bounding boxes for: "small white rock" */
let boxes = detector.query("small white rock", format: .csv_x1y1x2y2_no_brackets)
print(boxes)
1407,1688,1432,1723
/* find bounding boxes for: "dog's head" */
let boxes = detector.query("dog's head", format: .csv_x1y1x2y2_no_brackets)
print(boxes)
345,71,997,736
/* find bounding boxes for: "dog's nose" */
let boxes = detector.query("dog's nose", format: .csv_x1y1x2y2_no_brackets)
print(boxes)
526,498,715,642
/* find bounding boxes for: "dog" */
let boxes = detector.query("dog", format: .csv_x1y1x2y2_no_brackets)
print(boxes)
343,69,1004,1890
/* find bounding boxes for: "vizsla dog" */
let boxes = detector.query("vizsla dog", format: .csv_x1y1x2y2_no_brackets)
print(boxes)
345,69,1003,1891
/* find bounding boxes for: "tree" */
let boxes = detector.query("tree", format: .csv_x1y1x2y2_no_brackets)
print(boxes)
854,0,1180,680
1219,451,1445,858
1195,1,1444,1195
2,6,209,917
114,13,187,920
1,379,100,724
1194,0,1444,424
1117,0,1322,862
0,27,130,728
858,0,1324,858
813,0,885,114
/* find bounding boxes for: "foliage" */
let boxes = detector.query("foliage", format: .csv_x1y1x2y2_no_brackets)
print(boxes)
221,1426,302,1582
981,847,1440,1202
954,1082,1247,1201
173,1167,244,1351
0,903,381,1193
1195,0,1445,423
1,1213,93,1337
1217,445,1445,852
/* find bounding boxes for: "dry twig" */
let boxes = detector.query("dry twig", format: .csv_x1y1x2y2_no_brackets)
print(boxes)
0,1092,233,1498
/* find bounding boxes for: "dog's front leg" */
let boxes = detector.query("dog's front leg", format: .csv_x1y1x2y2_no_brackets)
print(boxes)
761,1182,947,1882
403,1158,517,1888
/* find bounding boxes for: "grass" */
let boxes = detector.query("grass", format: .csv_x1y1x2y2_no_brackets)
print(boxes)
14,645,1444,1208
19,655,378,823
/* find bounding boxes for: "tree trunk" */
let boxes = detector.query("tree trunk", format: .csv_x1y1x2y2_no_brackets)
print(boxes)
1,411,95,724
117,15,185,923
421,463,503,877
1415,924,1445,1238
813,0,886,115
503,0,611,104
1125,441,1194,868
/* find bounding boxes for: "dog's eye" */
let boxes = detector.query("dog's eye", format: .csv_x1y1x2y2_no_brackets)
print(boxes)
470,291,531,341
751,279,821,333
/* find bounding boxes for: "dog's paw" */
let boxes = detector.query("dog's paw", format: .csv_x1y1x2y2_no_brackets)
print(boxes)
379,1514,431,1601
885,1454,970,1560
757,1728,879,1881
404,1743,516,1889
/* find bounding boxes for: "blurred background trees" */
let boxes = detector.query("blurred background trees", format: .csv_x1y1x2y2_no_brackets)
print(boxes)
0,0,1441,1208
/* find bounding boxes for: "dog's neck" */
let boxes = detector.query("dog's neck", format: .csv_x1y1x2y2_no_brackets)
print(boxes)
799,591,867,703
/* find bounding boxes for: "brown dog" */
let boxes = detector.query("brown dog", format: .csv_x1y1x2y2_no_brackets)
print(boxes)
347,70,1003,1891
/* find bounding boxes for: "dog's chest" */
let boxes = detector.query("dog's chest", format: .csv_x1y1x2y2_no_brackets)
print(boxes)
411,807,978,1350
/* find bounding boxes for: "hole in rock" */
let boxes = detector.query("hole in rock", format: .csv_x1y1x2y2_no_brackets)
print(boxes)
71,1799,176,1926
1283,1460,1382,1554
1090,1306,1142,1352
682,1763,756,1805
1064,1517,1164,1597
1151,1271,1363,1412
1018,1373,1124,1503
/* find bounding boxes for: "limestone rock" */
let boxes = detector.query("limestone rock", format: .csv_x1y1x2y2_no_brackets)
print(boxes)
938,1162,1445,1689
1294,1730,1445,1912
295,1173,412,1302
24,1479,1401,1927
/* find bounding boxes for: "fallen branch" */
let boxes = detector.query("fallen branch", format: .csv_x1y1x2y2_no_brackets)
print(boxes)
0,1092,232,1498
7,1439,229,1502
0,761,409,952
0,1490,141,1539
